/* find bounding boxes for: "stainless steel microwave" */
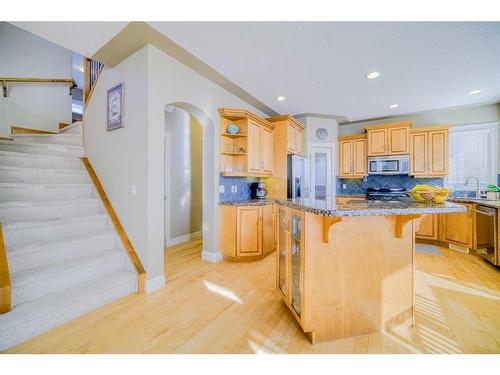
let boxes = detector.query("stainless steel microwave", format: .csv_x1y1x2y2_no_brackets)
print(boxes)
368,155,410,175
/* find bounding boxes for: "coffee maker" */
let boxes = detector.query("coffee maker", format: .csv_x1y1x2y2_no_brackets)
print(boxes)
250,182,268,200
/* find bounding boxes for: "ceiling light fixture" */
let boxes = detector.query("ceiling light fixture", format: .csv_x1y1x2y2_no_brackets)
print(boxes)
276,96,286,102
389,104,399,109
468,89,481,95
365,71,380,79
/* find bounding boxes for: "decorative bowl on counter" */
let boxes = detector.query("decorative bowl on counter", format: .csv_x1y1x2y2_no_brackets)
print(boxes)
407,185,450,204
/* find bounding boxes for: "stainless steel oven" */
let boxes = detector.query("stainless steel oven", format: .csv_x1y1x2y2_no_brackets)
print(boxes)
475,205,498,266
368,155,409,175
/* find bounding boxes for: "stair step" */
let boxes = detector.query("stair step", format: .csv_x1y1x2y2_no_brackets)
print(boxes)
7,230,118,273
0,165,88,184
0,270,137,351
12,134,82,146
0,197,102,224
3,213,109,246
11,249,126,306
0,183,94,201
0,139,84,158
0,150,83,170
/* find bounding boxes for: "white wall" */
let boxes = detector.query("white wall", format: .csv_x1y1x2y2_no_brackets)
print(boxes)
0,22,72,136
84,44,267,291
165,107,202,240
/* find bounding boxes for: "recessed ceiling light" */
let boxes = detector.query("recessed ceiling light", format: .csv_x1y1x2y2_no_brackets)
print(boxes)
365,71,380,79
276,96,286,102
389,104,399,109
468,89,481,95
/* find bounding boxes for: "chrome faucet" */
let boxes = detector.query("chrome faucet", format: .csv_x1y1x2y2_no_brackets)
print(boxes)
464,176,480,198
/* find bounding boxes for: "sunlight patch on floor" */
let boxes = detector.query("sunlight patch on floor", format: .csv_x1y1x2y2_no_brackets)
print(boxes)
247,330,285,354
202,280,243,304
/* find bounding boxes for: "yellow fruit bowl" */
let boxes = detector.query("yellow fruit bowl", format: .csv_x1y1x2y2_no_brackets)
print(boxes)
407,185,450,204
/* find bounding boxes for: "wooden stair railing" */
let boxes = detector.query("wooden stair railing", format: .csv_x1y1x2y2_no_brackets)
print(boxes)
84,58,103,107
0,77,77,98
80,158,146,293
0,222,11,314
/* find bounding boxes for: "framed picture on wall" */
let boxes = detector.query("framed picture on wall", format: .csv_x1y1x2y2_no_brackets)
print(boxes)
107,82,124,131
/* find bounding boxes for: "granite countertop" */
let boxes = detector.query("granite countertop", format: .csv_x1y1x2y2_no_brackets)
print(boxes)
448,197,500,209
219,199,275,206
274,197,466,217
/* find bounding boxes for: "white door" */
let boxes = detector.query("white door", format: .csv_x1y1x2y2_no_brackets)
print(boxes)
309,145,333,200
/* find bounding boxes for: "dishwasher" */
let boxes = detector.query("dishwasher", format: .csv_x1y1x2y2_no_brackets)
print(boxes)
475,205,498,266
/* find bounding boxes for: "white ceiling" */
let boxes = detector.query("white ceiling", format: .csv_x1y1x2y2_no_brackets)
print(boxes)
12,22,500,122
11,22,128,58
148,22,500,121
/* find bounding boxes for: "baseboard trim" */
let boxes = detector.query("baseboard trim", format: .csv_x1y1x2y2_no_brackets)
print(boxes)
145,274,166,294
166,231,202,247
201,250,223,263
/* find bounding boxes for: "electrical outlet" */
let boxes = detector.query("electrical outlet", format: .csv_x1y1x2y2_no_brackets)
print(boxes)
131,185,137,196
219,185,225,193
231,185,237,193
342,184,347,190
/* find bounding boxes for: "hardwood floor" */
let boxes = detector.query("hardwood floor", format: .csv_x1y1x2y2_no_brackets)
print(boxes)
4,239,500,353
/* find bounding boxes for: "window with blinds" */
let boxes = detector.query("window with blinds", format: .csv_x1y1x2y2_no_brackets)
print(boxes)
446,123,498,192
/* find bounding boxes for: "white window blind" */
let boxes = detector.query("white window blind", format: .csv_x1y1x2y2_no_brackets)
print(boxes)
446,123,498,192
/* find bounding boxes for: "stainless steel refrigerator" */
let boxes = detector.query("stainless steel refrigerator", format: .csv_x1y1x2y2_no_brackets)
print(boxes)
287,154,309,199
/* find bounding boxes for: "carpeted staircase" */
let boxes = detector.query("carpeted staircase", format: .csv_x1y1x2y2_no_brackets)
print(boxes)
0,122,138,351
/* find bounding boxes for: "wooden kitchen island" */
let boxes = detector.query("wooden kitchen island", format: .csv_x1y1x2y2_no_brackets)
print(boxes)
275,197,465,344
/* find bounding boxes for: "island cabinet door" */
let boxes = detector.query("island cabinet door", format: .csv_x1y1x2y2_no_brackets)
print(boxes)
289,208,305,324
277,207,290,301
237,206,263,256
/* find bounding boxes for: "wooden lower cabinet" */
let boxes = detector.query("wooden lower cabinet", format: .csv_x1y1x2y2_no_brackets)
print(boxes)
220,204,276,260
416,203,475,249
415,213,439,240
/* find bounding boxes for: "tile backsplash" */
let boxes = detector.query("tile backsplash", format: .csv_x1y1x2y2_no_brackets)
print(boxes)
219,176,260,201
337,175,444,195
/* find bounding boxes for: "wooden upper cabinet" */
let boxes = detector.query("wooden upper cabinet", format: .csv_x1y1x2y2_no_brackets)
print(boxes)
337,134,367,178
261,126,274,173
366,122,411,156
219,109,275,177
269,116,304,156
428,130,448,176
237,206,263,257
367,128,387,156
410,126,449,178
247,120,261,172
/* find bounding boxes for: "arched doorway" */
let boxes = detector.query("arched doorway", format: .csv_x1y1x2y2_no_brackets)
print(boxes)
163,102,219,261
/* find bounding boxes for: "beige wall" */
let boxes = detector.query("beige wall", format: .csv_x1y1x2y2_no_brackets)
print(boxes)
0,22,72,136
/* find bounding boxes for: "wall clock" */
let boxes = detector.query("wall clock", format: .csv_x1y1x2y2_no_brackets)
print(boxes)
316,127,328,140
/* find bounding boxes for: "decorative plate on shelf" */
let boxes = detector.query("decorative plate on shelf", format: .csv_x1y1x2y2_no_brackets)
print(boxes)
226,123,240,134
316,127,328,140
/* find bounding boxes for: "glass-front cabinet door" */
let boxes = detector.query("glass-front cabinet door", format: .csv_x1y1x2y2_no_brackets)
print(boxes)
290,209,303,318
277,207,289,300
